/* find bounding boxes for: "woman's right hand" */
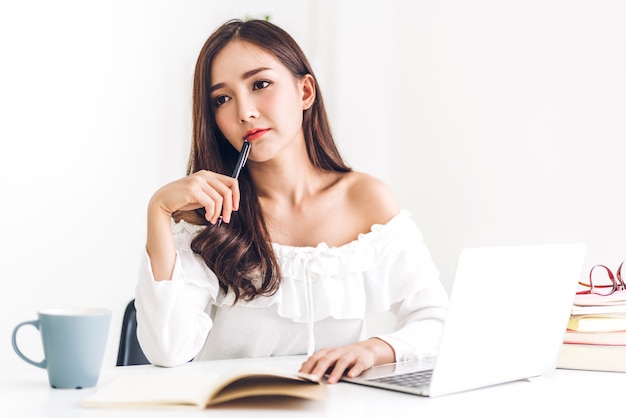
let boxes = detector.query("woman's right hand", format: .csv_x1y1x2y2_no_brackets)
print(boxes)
145,170,241,281
150,170,241,225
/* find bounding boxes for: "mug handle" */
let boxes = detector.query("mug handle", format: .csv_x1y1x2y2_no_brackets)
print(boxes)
11,320,47,369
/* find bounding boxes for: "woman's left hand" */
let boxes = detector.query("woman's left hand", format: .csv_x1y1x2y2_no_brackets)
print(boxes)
299,338,395,384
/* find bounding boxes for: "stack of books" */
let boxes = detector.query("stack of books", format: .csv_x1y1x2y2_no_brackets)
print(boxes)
558,291,626,372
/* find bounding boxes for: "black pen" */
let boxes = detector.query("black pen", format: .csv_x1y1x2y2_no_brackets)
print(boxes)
217,140,251,226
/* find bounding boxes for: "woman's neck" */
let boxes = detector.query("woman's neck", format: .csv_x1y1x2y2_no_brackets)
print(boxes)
250,156,329,207
247,134,333,207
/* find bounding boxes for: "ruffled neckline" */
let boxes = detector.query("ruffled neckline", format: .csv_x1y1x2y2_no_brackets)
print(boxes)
172,210,430,356
212,210,422,310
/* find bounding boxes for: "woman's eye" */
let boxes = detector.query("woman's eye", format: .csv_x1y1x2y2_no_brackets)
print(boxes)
214,95,230,107
253,80,271,90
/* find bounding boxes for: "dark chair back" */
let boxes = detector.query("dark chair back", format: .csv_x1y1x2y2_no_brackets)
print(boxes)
116,299,150,366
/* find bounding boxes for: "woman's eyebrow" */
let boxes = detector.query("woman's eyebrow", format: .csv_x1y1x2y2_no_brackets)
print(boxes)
209,67,271,92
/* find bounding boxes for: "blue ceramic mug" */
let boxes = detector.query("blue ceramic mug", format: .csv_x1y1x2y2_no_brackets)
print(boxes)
12,308,111,389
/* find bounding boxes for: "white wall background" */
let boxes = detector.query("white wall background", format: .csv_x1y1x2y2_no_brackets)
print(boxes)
1,0,624,375
391,0,626,288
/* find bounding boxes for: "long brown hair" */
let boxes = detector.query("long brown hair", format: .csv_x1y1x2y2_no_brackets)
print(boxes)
176,19,351,302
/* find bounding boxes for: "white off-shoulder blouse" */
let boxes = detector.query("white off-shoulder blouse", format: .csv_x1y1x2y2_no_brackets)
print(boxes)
135,210,449,367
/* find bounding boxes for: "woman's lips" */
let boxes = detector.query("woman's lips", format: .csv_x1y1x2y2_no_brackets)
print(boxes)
244,128,269,141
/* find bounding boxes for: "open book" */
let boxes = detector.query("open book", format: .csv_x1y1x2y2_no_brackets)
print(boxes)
82,365,325,409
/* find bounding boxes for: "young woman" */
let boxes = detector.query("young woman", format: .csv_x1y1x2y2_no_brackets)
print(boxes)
135,18,448,384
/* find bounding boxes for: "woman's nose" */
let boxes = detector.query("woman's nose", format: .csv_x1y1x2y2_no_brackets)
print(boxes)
237,96,259,123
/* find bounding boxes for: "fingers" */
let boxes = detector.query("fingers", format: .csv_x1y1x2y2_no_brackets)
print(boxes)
299,339,395,384
219,175,241,223
196,180,229,224
299,348,336,379
195,173,240,224
326,355,358,384
299,345,375,384
153,170,241,224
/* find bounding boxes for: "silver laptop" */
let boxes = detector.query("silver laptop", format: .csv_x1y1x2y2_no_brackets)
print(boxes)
341,243,587,397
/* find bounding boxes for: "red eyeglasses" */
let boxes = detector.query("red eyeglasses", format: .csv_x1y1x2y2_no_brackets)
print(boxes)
576,262,626,296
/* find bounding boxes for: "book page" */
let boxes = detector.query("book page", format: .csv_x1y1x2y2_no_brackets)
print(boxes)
209,374,326,406
573,291,626,307
82,373,220,409
568,314,626,332
83,366,324,409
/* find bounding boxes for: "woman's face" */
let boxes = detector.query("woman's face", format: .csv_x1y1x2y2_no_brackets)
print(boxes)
209,40,314,162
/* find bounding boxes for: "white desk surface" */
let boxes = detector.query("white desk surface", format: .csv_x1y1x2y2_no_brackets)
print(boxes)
2,355,625,418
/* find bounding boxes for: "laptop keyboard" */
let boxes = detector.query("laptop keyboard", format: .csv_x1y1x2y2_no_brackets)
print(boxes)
369,369,433,388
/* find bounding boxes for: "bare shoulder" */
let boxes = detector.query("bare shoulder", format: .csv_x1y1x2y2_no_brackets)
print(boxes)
342,171,400,226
